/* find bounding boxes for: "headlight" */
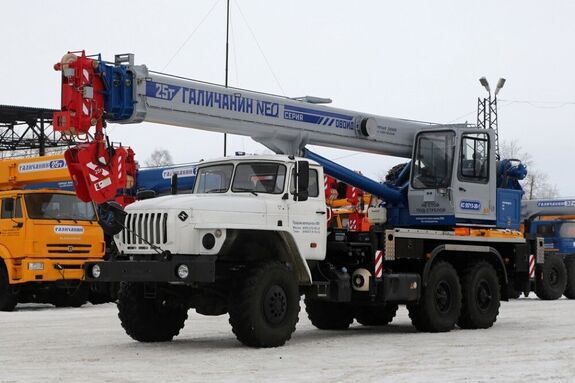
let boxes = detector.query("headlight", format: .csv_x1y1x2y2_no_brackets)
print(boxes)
202,233,216,250
28,262,44,271
91,264,101,279
177,264,189,279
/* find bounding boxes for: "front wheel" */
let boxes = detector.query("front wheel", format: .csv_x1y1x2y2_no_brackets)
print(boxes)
117,282,188,342
535,254,567,300
407,261,462,332
228,262,300,348
563,257,575,299
457,261,500,329
0,263,17,312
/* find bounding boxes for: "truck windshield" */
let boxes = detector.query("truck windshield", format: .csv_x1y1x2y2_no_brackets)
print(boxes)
24,193,97,221
194,164,234,193
232,163,287,194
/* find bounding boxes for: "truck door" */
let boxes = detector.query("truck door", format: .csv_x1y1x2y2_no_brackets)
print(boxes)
451,131,496,223
287,165,326,261
0,197,25,257
408,130,456,225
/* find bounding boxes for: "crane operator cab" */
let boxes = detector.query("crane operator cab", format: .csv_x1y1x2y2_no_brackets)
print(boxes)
407,128,522,229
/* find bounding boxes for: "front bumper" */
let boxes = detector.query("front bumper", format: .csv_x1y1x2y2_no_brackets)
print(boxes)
84,255,216,283
7,258,102,284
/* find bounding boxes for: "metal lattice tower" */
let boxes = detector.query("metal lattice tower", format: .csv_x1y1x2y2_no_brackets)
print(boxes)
0,105,78,157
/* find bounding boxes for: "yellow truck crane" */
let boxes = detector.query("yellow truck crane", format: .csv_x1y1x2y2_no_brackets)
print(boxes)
0,153,105,311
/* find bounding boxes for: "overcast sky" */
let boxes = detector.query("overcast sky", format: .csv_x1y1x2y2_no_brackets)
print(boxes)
2,1,574,194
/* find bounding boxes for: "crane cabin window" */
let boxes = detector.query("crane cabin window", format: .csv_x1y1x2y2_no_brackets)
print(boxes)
459,133,489,183
194,164,234,193
232,163,287,194
412,131,456,189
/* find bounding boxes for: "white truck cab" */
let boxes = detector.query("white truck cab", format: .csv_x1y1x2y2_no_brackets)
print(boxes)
114,155,326,278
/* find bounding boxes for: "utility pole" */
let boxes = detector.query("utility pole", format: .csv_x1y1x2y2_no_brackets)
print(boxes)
224,0,230,157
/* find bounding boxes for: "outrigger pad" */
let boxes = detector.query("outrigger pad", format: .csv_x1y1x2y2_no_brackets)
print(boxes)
64,141,131,204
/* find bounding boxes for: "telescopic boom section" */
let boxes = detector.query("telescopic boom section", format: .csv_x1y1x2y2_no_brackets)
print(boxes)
53,51,136,204
522,199,575,222
53,51,445,201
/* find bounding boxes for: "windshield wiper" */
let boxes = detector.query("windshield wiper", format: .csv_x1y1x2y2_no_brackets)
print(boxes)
233,188,258,196
206,188,228,193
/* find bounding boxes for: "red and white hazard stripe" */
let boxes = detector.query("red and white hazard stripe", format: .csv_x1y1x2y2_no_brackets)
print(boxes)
529,254,535,280
374,250,383,279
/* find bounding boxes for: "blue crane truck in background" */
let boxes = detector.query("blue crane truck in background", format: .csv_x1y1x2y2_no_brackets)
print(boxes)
521,199,575,300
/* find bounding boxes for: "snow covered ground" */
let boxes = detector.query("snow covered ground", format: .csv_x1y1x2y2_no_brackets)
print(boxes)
1,298,574,383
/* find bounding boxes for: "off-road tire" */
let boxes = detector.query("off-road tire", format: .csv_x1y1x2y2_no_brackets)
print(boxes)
52,286,89,308
564,257,575,299
305,298,354,330
506,285,522,299
407,261,462,332
0,263,17,312
535,254,567,300
457,261,500,329
117,282,188,342
228,262,300,348
354,304,398,326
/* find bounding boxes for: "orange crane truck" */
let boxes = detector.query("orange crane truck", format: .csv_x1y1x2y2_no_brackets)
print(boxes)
0,153,106,310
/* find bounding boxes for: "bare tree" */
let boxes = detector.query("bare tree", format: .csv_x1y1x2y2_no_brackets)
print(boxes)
499,139,558,200
144,148,173,167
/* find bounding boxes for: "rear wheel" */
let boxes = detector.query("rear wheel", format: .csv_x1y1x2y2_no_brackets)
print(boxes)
535,254,567,300
0,263,17,312
51,286,89,308
506,285,521,299
117,282,188,342
354,304,398,326
228,262,300,348
305,299,354,330
408,261,461,332
457,261,500,329
564,257,575,299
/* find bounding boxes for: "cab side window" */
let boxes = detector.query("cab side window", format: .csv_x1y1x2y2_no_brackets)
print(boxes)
290,168,320,198
460,133,489,183
1,198,22,219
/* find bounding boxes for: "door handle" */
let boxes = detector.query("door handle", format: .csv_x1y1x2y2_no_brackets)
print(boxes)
459,187,467,192
316,210,326,215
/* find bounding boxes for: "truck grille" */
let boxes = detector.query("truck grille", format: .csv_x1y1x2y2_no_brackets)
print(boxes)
122,212,168,245
46,244,92,254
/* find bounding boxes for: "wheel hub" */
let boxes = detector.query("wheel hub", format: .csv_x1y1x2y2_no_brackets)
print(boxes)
476,279,493,311
435,281,452,313
263,285,287,324
549,268,559,286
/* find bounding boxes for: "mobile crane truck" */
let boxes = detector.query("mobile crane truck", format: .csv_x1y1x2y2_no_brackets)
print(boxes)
519,198,575,300
52,52,540,348
0,153,109,310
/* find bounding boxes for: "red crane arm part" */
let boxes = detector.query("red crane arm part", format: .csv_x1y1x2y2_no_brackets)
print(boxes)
53,51,135,204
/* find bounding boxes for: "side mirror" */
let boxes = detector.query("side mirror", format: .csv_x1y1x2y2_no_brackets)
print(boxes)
295,161,309,202
171,174,178,195
136,189,157,200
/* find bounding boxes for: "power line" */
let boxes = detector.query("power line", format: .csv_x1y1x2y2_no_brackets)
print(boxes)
233,0,285,95
499,98,575,109
162,0,223,71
